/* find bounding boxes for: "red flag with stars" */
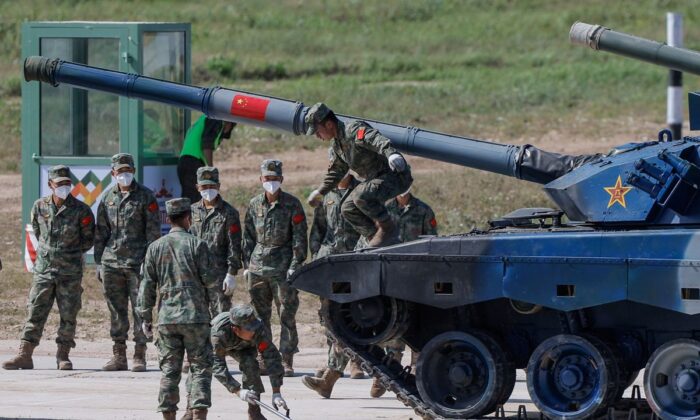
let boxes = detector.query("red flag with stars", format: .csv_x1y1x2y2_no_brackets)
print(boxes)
230,94,270,121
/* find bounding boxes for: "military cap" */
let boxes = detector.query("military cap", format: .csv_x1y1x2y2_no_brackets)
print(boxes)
304,102,333,135
229,304,263,331
48,165,72,183
111,153,135,170
197,166,220,186
166,197,191,217
260,159,283,176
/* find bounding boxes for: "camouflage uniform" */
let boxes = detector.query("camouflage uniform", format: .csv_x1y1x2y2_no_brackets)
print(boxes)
21,166,95,348
243,160,307,357
209,309,284,395
307,103,413,238
189,167,243,317
309,182,361,373
137,198,218,413
95,154,161,347
384,194,438,357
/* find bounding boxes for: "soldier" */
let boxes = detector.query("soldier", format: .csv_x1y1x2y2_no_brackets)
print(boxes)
137,198,218,420
206,304,288,420
371,189,438,398
189,166,243,316
95,153,161,372
305,103,412,247
2,165,95,370
243,159,307,377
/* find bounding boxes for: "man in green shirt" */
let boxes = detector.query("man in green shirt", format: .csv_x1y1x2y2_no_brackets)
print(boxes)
178,115,235,203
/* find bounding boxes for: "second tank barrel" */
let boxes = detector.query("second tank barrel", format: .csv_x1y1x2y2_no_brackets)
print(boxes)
570,22,700,76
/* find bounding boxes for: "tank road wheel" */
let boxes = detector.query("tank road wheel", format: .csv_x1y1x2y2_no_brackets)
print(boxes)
526,334,619,420
415,331,514,419
324,297,409,346
644,339,700,420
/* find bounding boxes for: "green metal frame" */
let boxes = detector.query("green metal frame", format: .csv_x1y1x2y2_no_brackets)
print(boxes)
21,21,190,260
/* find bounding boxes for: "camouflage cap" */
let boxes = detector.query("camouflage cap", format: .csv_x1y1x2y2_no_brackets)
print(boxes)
197,166,220,186
229,304,263,331
165,197,191,217
48,165,72,183
111,153,135,170
260,159,283,176
304,102,333,135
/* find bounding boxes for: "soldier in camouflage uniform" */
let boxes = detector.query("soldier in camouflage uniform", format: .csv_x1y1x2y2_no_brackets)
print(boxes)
372,189,439,398
305,103,412,247
243,159,307,377
95,153,161,372
2,165,95,371
206,304,288,420
137,198,218,420
189,166,243,316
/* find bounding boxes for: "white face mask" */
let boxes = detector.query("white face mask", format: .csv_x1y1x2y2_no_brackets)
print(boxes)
263,181,281,194
116,172,134,187
54,185,72,200
200,189,219,202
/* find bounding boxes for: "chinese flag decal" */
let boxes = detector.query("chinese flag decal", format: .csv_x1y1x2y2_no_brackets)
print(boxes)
229,223,241,234
430,218,437,228
292,214,305,225
148,202,159,213
230,94,270,121
258,341,269,352
81,215,93,226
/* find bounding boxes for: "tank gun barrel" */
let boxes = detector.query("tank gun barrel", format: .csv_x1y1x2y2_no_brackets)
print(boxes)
570,22,700,76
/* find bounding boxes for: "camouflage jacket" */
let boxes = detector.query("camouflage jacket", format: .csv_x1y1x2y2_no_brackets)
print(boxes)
137,227,217,325
243,191,308,276
210,312,284,391
31,194,95,276
190,198,243,276
387,195,438,242
309,183,360,259
94,181,161,268
319,120,409,194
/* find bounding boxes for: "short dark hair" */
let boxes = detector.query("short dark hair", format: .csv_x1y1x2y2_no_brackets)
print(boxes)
169,211,191,226
320,111,337,125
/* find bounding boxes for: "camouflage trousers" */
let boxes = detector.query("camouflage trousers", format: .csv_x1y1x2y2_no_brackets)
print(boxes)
202,348,266,396
101,265,146,344
341,170,413,238
208,269,231,319
21,273,83,348
156,323,212,412
327,336,350,372
248,272,299,355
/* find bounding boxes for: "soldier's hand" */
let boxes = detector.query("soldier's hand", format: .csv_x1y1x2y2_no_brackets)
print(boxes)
272,393,288,410
388,153,407,172
96,265,102,283
142,321,153,340
307,189,323,208
238,389,259,404
223,274,236,296
287,268,295,279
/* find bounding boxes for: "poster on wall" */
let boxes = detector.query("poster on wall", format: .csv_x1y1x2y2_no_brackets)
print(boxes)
143,165,181,235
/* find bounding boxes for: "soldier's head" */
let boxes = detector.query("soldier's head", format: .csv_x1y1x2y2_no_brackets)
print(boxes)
166,198,192,229
229,304,262,341
110,153,136,187
196,166,221,203
259,159,283,195
305,102,337,141
48,165,73,201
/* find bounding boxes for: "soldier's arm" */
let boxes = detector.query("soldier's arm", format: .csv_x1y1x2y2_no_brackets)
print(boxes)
30,201,41,239
79,206,95,253
242,207,256,268
212,336,242,392
318,150,349,195
196,241,219,303
424,206,438,236
144,194,161,245
93,201,109,264
352,122,400,160
257,330,284,389
226,209,243,275
308,205,326,257
136,246,157,322
288,200,308,272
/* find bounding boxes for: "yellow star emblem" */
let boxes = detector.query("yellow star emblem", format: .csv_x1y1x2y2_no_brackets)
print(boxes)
237,98,244,105
604,175,633,208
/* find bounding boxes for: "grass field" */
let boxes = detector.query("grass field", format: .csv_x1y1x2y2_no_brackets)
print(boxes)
1,1,699,341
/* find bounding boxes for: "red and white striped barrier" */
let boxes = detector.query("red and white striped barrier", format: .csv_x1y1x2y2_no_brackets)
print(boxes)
24,224,37,273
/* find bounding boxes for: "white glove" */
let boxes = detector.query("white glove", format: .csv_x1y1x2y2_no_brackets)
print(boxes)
307,189,323,207
223,273,236,296
272,392,288,410
142,321,153,340
243,269,249,278
388,153,407,172
239,389,259,404
96,264,102,283
287,268,295,278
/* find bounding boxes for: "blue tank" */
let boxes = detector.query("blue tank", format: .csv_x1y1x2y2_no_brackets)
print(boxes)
23,22,700,419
